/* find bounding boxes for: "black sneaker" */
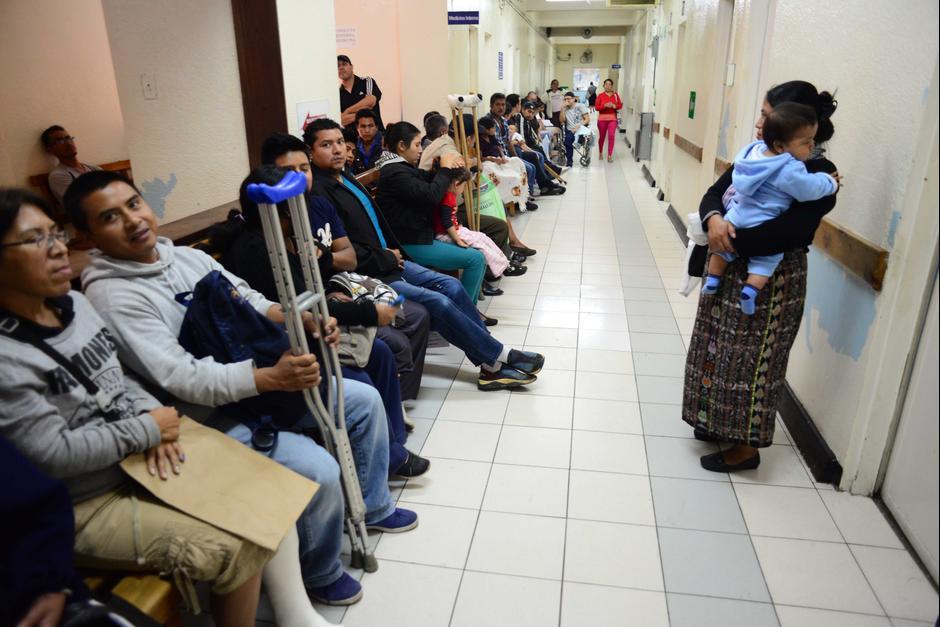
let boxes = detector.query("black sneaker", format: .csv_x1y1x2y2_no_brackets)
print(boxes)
540,185,565,196
510,251,527,263
506,349,545,375
503,263,527,277
478,365,537,390
525,201,539,211
510,244,537,257
392,451,431,478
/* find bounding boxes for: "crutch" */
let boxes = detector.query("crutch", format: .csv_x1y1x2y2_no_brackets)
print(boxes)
247,170,378,573
448,93,483,230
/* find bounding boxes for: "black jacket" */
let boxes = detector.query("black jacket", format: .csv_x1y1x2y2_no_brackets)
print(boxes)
375,161,461,245
311,167,404,283
699,156,838,256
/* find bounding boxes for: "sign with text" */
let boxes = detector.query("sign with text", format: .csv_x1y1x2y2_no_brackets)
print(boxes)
498,51,504,80
688,90,697,119
448,11,479,25
611,63,622,69
296,99,331,135
336,27,357,48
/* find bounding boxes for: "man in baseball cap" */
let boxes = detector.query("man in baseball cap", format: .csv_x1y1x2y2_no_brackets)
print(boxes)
338,55,384,131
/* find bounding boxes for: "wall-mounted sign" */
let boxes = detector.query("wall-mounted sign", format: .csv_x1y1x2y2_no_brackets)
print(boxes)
448,11,479,25
296,99,331,135
336,27,357,48
498,51,504,80
611,63,622,69
688,90,697,119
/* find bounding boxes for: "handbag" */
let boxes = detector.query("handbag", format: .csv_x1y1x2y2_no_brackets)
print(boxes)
327,272,399,367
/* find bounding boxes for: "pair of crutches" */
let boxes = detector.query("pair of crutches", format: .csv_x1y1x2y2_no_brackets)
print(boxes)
247,170,378,573
448,93,483,231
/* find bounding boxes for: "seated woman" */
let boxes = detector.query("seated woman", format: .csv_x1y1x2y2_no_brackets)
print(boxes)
210,168,430,479
477,116,533,211
375,122,488,302
0,188,337,627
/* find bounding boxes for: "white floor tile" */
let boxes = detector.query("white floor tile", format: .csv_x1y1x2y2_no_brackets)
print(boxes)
466,511,566,579
375,502,478,569
734,484,843,542
525,326,579,348
561,583,669,627
572,398,643,434
437,389,510,425
578,329,631,351
564,519,664,590
579,312,630,331
490,323,530,346
579,297,627,314
494,425,572,468
522,345,578,370
730,445,815,488
571,429,648,475
530,309,581,328
775,605,893,627
482,463,569,517
342,561,462,627
630,332,687,354
504,394,574,429
819,491,904,549
534,294,581,312
752,536,883,614
451,571,561,627
482,306,532,327
576,348,635,374
850,544,939,621
568,469,655,525
575,371,639,402
517,368,576,397
397,457,491,509
421,421,501,462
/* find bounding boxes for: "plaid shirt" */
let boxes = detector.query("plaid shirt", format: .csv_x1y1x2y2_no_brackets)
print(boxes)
482,112,509,154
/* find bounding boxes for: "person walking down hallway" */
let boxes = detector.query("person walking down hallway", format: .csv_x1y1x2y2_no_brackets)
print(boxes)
595,79,623,163
682,80,840,472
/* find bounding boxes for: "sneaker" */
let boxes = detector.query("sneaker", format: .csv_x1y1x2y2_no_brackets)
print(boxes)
525,201,539,211
307,572,363,606
366,508,419,533
506,349,545,375
503,262,527,277
392,451,430,478
540,185,565,196
510,244,537,257
402,404,415,432
531,185,540,197
478,365,537,390
510,251,527,264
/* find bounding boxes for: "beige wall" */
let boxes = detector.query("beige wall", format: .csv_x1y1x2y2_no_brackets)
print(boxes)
100,0,249,223
628,0,940,492
0,0,127,188
335,0,449,127
552,44,621,92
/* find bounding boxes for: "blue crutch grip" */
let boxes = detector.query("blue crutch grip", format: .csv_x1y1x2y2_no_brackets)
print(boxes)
246,169,307,204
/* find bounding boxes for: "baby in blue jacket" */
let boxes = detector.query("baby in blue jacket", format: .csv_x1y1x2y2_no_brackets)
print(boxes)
703,102,839,314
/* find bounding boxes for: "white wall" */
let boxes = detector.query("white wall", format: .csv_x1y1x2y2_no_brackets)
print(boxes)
552,43,621,92
0,0,127,187
278,0,341,136
101,0,249,222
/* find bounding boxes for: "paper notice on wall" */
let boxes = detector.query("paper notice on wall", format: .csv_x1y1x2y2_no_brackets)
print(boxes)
296,99,331,134
336,27,358,48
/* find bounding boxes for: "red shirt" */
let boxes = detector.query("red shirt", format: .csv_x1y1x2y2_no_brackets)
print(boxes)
595,91,623,120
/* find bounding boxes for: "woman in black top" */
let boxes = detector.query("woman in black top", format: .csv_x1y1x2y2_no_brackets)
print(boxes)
682,81,840,472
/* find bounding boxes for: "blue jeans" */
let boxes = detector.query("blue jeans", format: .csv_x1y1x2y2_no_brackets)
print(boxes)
207,377,395,588
564,129,576,166
342,337,408,473
520,158,537,194
518,150,549,185
391,261,503,367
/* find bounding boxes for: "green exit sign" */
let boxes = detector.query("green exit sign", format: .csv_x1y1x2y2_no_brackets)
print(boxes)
688,91,696,118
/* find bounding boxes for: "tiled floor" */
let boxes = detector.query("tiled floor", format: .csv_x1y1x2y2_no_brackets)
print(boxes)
318,150,939,627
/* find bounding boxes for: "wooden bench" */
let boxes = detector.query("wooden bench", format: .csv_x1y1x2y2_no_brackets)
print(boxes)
84,573,182,626
29,160,134,219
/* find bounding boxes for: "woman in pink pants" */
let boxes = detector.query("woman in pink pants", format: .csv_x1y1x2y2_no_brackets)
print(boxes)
595,79,623,162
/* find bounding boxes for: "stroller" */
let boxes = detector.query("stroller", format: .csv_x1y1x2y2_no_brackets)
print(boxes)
573,124,596,167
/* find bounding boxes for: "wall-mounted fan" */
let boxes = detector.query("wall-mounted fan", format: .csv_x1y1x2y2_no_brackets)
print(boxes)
580,49,594,64
582,27,593,39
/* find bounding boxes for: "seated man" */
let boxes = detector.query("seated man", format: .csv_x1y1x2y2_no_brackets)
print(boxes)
40,125,100,206
304,118,545,391
261,132,430,405
504,94,565,195
64,171,417,607
350,109,384,174
562,91,592,167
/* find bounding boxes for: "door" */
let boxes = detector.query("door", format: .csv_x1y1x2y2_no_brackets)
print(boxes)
882,273,940,583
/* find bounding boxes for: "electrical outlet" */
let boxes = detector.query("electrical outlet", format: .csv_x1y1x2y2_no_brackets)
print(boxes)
141,73,158,100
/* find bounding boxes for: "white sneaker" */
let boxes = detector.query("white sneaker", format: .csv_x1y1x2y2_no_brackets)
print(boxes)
402,403,415,432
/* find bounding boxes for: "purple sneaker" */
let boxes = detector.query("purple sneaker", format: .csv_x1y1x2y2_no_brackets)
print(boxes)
307,572,363,606
366,508,418,533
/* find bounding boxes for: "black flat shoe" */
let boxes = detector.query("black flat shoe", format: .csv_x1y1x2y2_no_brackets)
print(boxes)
700,451,760,473
525,201,539,211
503,262,527,277
510,244,537,257
480,312,498,326
694,430,721,443
482,283,504,296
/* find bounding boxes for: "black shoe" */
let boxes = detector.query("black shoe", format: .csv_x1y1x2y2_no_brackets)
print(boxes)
478,365,536,390
392,451,431,478
510,251,527,264
540,185,565,196
503,262,527,277
510,244,537,257
700,451,761,473
525,201,539,211
694,430,720,443
482,282,504,296
480,312,498,326
506,349,545,375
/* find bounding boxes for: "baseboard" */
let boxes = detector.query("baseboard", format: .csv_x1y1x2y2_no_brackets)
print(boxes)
641,164,656,187
778,382,842,485
663,214,843,486
665,204,687,242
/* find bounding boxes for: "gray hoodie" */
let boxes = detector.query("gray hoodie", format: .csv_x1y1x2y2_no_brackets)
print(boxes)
0,292,162,502
82,237,277,410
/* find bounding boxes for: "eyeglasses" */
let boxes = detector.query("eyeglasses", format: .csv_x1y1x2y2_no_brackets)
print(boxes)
0,229,69,251
51,136,76,145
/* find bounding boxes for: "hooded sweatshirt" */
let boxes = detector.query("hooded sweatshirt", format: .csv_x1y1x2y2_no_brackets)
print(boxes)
82,237,277,411
0,292,161,503
727,140,838,229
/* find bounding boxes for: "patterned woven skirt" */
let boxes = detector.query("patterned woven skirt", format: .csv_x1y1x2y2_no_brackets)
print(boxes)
682,251,808,447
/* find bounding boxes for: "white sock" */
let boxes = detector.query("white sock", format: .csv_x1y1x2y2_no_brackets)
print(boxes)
263,527,342,627
482,346,513,372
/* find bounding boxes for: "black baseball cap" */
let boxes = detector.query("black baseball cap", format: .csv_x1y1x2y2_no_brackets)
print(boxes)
337,55,352,64
522,101,537,110
564,91,576,98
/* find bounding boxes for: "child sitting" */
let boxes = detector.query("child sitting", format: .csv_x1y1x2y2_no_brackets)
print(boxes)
433,169,510,279
703,102,839,314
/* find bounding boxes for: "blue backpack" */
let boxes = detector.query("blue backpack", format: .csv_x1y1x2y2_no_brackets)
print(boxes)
175,270,314,429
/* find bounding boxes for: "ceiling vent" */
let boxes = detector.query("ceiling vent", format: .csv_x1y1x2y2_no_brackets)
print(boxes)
582,27,593,39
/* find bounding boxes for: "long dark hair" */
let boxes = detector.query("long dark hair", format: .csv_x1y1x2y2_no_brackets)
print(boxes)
766,81,837,143
385,121,422,155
